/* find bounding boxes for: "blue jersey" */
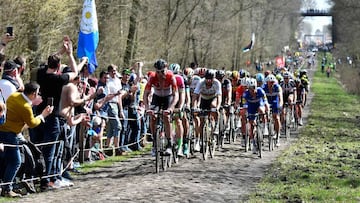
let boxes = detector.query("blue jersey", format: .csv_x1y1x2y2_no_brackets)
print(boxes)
243,87,267,108
262,83,281,103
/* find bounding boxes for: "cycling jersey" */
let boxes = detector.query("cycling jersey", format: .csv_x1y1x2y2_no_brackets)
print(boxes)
280,80,296,96
235,85,246,107
231,79,241,101
295,84,305,103
194,78,222,100
243,88,267,120
189,75,201,93
145,71,177,97
263,83,282,114
221,78,232,105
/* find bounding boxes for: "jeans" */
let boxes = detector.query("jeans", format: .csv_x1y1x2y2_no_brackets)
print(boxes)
106,103,121,139
120,109,130,151
33,115,61,185
0,131,21,192
128,108,141,150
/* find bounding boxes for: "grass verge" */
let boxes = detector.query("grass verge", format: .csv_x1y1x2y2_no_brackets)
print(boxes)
77,144,152,174
248,62,360,202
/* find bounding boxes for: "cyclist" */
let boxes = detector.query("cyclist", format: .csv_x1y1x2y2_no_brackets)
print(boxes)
243,78,268,154
294,78,305,126
299,69,309,106
216,70,232,133
280,72,296,128
192,69,222,151
256,73,265,88
143,59,179,155
188,68,203,151
230,71,241,104
234,77,249,146
169,63,186,156
263,74,283,146
182,67,194,156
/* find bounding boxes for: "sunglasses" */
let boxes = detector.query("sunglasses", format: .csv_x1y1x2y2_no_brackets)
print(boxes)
156,70,165,74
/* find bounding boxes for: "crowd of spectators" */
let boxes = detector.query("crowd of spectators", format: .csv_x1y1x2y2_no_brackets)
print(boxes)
0,33,149,198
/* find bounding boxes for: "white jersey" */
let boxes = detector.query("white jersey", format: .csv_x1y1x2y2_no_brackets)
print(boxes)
189,75,201,93
194,78,222,100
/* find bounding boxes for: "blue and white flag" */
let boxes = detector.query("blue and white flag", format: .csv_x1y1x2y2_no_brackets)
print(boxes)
77,0,99,74
242,33,255,53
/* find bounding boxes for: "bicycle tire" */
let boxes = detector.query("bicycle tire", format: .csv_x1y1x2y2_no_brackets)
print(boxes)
285,107,291,140
268,119,274,151
202,118,209,160
155,127,161,173
256,124,263,158
209,122,216,159
218,109,225,149
245,122,250,152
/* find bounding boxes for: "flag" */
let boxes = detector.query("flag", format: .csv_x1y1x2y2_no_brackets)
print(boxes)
77,0,99,74
242,33,255,52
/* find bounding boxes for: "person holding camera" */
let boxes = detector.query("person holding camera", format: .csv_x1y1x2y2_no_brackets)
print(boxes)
33,35,84,191
0,82,53,198
119,66,142,152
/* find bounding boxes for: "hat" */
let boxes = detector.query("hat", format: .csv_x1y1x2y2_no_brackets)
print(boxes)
122,69,132,75
4,60,20,72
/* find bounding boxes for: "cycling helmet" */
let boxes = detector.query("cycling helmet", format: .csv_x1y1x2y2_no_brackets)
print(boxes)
154,59,167,70
197,67,207,77
225,70,232,78
232,71,240,79
240,77,248,86
264,70,272,78
239,69,246,78
276,74,283,82
183,67,194,78
265,74,277,83
256,73,265,82
169,63,181,74
204,69,215,79
246,78,257,88
300,69,307,74
283,72,290,79
215,70,225,79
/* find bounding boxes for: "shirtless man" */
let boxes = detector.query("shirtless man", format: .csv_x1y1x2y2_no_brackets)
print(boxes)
59,71,102,126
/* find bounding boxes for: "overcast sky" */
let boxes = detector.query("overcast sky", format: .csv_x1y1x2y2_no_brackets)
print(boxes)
303,0,333,33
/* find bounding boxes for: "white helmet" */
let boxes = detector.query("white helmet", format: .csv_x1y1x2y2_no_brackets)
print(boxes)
265,74,277,83
246,78,257,88
240,77,248,86
169,63,181,74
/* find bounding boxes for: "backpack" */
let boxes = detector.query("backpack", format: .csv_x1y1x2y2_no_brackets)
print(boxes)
0,89,6,125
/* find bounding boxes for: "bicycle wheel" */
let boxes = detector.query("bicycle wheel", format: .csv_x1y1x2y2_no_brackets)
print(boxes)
245,122,250,152
188,121,195,157
202,118,209,160
171,144,178,165
285,107,291,140
230,113,236,143
155,128,161,173
256,124,263,158
268,118,275,151
209,121,216,159
218,109,224,149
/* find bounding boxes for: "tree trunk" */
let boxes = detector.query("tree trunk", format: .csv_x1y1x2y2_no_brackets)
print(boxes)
124,0,140,67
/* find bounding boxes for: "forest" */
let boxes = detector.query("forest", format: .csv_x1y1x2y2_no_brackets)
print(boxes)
0,0,358,86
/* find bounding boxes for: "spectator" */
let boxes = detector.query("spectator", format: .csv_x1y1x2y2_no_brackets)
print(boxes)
326,66,331,78
105,64,123,156
33,35,82,191
0,32,15,70
0,60,21,101
120,67,142,151
0,82,53,198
